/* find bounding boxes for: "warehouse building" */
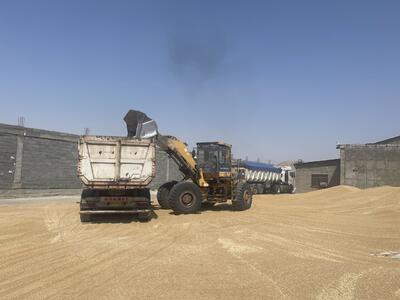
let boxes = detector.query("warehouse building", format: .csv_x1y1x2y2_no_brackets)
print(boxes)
294,159,340,193
294,135,400,192
337,136,400,189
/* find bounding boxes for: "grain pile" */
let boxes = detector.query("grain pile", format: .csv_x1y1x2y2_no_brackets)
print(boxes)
0,186,399,299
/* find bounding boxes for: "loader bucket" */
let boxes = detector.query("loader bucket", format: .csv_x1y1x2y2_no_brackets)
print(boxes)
124,110,158,139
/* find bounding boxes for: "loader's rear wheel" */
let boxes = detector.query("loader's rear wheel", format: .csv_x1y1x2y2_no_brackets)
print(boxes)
169,181,202,214
233,182,252,211
157,181,177,209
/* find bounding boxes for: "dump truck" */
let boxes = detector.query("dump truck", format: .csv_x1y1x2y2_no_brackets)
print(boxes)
77,112,158,222
237,161,296,194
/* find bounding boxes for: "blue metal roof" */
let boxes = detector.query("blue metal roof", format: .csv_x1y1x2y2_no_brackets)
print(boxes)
242,161,282,173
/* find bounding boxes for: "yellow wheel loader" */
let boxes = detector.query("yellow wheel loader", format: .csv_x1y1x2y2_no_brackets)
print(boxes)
124,110,253,215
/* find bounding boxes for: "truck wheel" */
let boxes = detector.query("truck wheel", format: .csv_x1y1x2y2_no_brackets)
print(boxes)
138,212,152,222
168,181,202,214
274,185,281,194
80,189,95,222
257,184,264,194
233,182,252,211
80,214,91,222
157,181,177,209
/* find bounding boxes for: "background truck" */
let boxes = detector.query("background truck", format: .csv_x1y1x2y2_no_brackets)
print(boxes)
237,161,296,194
77,134,156,222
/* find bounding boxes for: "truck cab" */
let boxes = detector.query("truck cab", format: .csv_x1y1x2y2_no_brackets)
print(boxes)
280,166,296,193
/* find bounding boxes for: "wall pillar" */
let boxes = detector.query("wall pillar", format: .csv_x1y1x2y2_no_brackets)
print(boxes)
12,135,24,189
340,148,345,185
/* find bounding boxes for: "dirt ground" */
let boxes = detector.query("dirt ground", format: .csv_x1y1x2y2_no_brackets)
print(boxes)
0,186,399,300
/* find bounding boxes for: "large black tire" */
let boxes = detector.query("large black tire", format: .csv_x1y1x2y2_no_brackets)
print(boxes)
157,181,177,209
80,189,94,222
138,211,152,222
233,182,252,211
168,181,202,214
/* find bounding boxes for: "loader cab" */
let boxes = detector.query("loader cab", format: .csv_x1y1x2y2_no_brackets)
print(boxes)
196,142,232,176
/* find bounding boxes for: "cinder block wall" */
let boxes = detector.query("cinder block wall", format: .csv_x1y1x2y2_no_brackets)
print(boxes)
21,137,81,189
0,123,82,189
0,123,182,190
149,148,184,189
340,144,400,188
0,134,17,188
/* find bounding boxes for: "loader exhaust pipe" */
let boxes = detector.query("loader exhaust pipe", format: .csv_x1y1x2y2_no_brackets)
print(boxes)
124,110,158,139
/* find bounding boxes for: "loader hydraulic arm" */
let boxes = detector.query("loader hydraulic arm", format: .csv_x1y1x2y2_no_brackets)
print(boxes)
124,109,208,187
157,135,208,187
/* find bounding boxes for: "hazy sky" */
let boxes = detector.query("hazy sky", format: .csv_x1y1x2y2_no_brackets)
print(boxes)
0,0,399,163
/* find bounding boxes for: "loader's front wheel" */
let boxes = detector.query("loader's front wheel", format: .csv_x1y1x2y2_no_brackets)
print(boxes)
169,181,202,214
157,181,177,209
233,182,252,211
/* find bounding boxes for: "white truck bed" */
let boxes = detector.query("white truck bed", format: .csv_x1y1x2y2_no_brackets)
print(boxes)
77,136,155,188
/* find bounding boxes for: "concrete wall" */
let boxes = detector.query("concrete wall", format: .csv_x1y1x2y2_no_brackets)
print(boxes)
339,144,400,188
294,159,340,193
0,123,182,190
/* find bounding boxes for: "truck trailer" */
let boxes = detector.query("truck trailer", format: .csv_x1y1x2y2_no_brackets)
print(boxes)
238,161,296,194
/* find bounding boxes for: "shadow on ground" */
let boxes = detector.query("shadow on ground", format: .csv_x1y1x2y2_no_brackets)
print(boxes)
83,211,158,224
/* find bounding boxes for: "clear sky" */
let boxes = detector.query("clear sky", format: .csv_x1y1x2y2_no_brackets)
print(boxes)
0,0,399,163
